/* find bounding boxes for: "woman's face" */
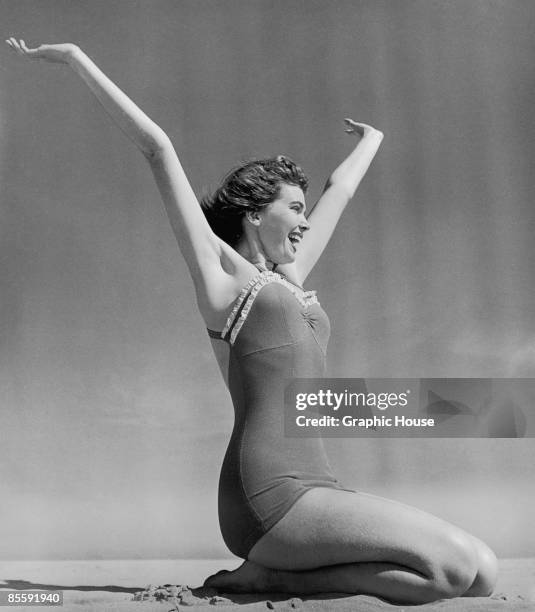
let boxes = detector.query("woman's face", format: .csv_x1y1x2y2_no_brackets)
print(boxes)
257,183,309,264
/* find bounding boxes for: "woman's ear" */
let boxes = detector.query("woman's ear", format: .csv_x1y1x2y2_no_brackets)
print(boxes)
245,210,261,226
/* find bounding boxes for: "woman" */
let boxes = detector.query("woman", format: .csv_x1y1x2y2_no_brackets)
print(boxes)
6,38,497,604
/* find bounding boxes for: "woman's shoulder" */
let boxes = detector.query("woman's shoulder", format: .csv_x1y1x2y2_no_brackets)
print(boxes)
196,244,260,330
272,262,303,287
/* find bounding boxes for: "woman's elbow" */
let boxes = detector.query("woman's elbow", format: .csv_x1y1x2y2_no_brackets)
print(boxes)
143,127,173,160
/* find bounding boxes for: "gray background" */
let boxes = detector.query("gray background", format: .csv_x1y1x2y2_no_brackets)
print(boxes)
1,0,534,560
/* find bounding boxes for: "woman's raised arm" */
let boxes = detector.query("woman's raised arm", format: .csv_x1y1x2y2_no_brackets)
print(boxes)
293,120,383,281
5,38,235,302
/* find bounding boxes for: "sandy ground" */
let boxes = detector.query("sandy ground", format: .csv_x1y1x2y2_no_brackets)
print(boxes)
0,558,533,611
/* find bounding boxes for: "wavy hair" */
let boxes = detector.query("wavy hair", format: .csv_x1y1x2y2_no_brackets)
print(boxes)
201,155,308,246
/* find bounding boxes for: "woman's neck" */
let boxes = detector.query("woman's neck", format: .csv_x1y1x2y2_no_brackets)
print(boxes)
251,257,276,272
236,237,275,272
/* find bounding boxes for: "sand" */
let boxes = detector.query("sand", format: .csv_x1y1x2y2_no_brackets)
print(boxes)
0,558,533,611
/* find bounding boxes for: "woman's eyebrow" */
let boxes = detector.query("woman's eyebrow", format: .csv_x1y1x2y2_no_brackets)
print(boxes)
289,200,306,210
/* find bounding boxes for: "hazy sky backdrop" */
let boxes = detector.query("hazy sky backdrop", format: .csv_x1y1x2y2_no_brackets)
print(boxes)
1,0,534,560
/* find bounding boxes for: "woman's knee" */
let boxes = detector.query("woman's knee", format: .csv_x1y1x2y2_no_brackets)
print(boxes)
464,538,498,597
425,528,480,599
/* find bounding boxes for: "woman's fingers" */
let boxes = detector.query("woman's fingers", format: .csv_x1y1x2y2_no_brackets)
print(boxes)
344,119,356,134
6,37,25,56
344,118,371,128
343,118,369,136
6,37,41,59
344,118,359,129
6,39,74,64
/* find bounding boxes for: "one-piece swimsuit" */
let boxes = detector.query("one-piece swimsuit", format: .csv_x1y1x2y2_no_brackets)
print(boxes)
208,270,352,559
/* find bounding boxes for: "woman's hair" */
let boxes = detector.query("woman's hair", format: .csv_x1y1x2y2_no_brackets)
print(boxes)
201,155,308,246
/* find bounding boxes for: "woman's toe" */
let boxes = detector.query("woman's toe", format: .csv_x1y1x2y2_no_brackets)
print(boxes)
203,569,231,588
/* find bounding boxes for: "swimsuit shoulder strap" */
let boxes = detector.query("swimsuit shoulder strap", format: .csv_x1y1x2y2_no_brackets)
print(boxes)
206,271,318,346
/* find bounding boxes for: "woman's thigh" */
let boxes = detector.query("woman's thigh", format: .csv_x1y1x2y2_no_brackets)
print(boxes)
248,487,476,574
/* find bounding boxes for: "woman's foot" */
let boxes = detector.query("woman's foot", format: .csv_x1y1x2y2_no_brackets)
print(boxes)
204,561,279,593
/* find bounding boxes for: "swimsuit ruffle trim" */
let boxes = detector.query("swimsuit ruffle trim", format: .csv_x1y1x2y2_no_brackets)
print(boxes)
218,271,319,346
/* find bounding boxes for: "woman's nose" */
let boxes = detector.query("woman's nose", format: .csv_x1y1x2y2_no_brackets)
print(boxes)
299,215,310,232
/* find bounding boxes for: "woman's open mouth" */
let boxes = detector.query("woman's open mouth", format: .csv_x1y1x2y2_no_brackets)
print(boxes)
288,231,302,251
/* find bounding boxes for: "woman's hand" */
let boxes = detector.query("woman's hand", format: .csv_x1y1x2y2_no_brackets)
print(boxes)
344,118,383,141
5,38,79,64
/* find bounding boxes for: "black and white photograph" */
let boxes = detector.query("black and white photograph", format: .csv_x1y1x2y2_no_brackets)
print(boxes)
1,1,534,610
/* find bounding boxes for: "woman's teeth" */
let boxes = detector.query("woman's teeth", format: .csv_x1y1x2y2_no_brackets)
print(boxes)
288,232,301,245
